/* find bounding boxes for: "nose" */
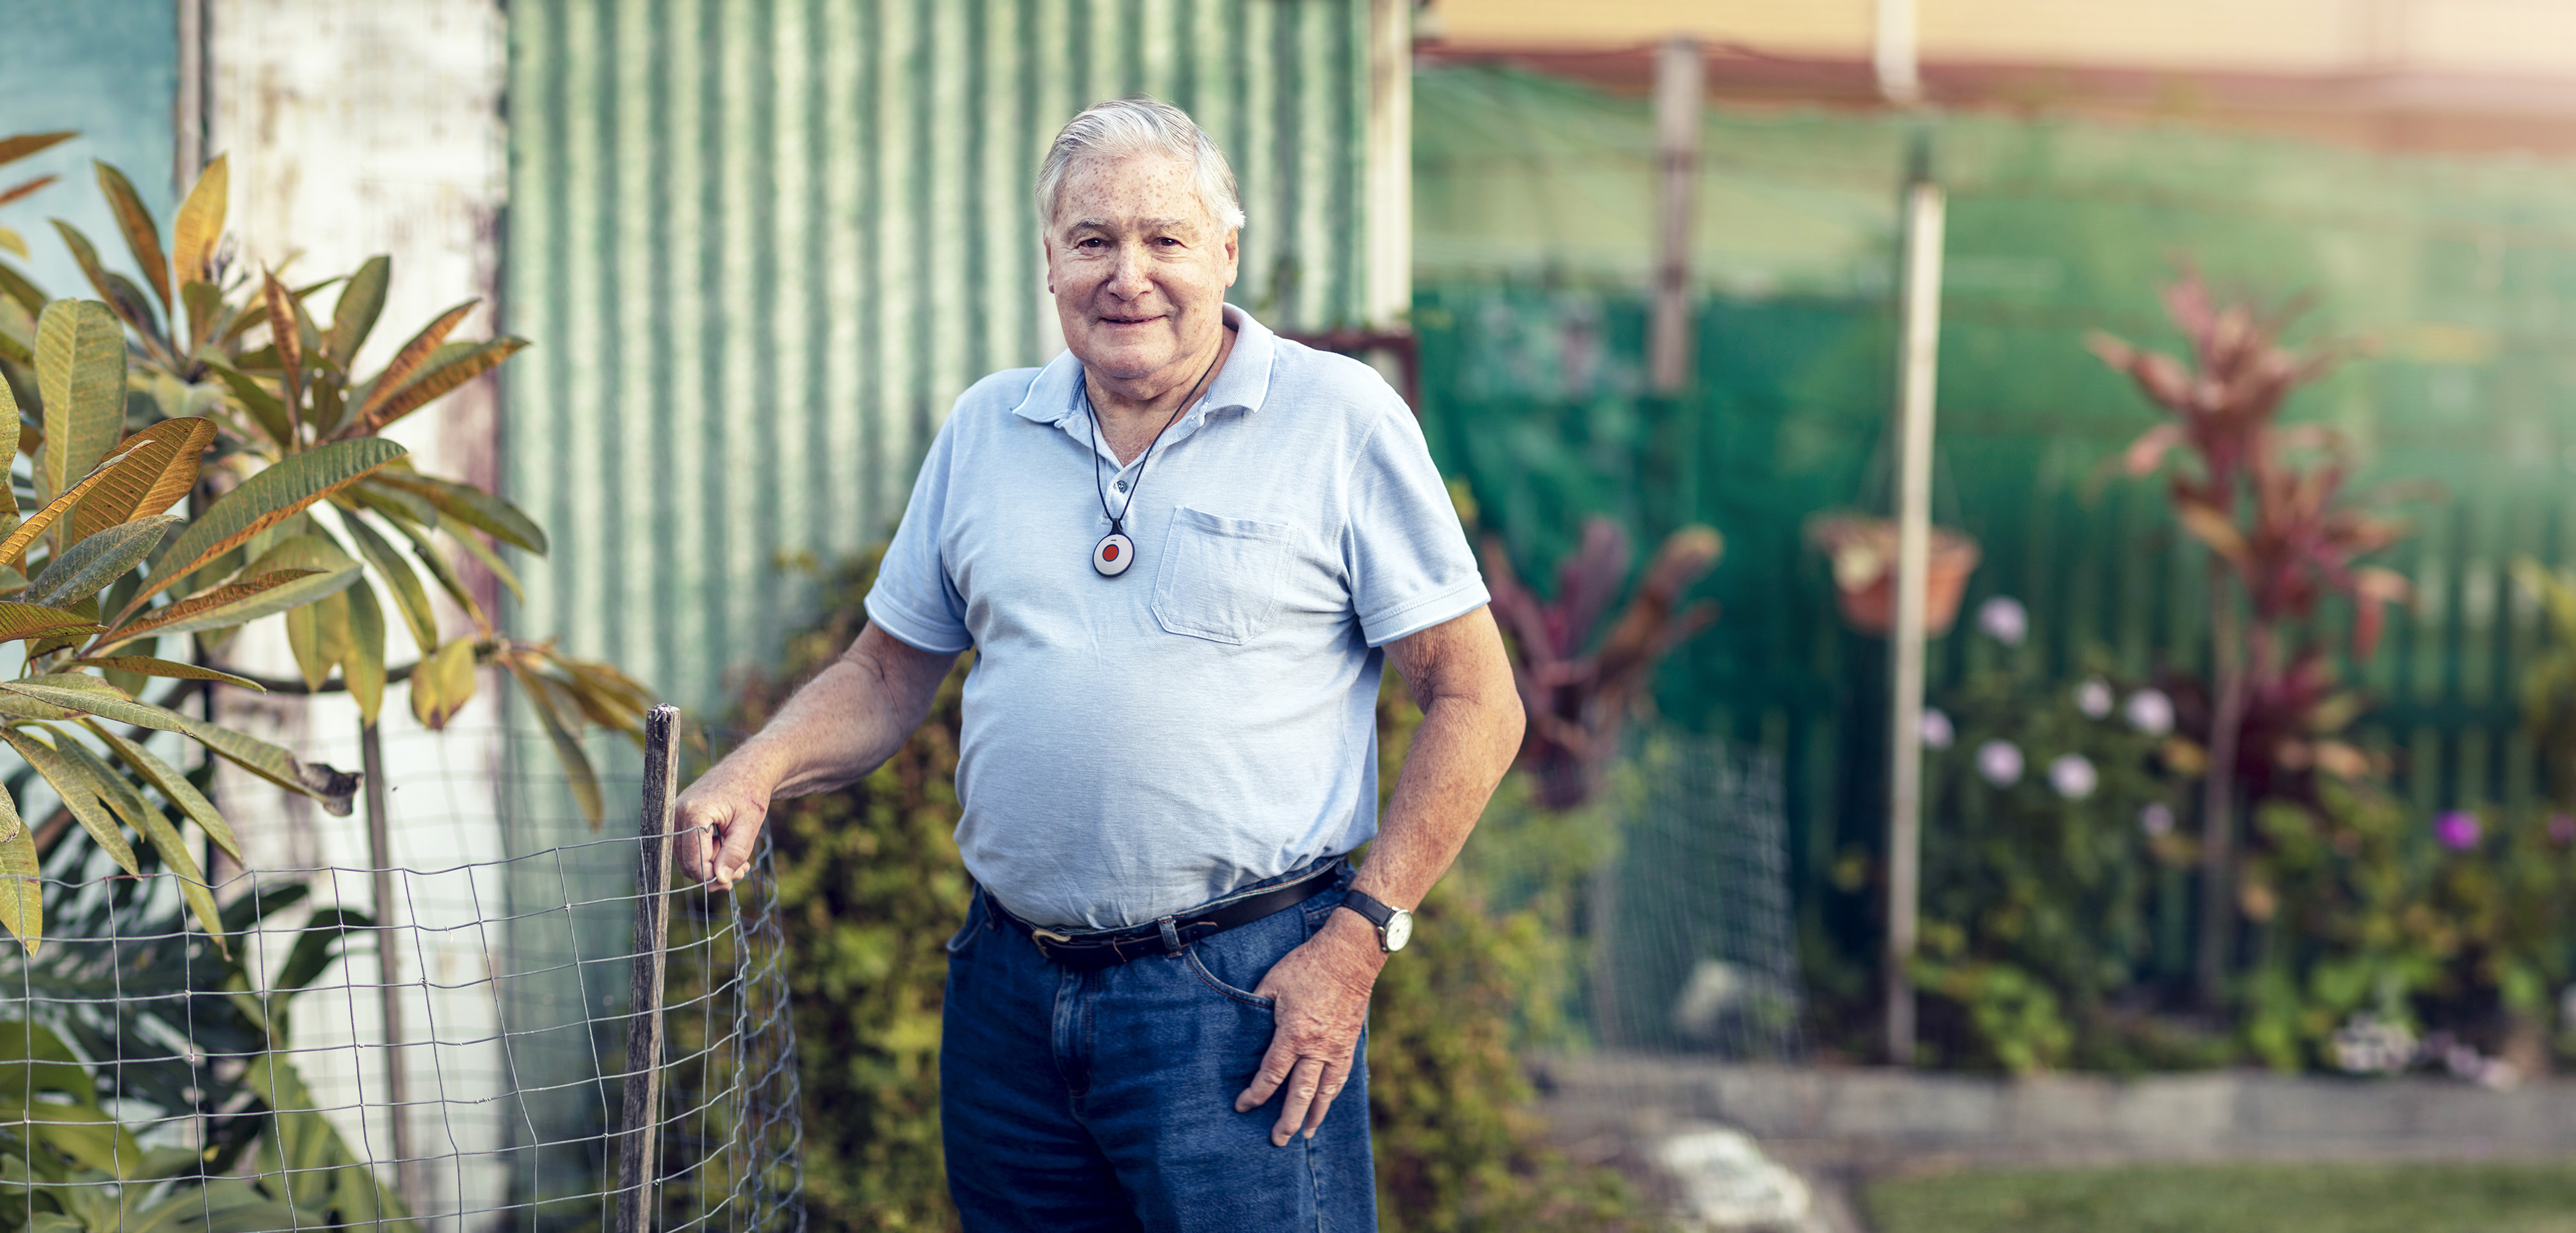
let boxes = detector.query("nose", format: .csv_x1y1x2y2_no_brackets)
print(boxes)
1104,240,1152,300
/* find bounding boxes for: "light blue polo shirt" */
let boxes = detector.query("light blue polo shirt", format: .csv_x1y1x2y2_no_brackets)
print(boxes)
864,305,1489,929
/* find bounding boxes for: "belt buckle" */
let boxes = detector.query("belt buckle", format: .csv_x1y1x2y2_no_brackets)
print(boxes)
1030,926,1073,962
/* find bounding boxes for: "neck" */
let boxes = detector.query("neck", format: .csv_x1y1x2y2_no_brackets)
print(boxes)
1083,322,1236,437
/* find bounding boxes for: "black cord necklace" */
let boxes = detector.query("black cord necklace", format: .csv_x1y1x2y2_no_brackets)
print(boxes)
1084,339,1225,577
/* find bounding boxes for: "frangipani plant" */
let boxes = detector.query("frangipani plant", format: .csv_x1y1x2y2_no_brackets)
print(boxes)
0,146,651,838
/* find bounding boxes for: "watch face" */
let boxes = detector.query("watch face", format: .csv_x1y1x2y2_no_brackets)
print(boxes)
1382,909,1413,952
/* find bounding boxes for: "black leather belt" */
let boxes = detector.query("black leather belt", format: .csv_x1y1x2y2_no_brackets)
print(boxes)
985,859,1346,971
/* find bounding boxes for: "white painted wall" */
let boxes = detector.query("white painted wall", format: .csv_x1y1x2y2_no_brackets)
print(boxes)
206,1,515,1224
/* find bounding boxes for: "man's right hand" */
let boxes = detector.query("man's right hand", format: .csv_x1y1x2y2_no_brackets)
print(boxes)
674,766,775,890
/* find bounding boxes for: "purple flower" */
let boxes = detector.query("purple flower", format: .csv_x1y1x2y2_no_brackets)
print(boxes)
2048,753,2099,801
1976,739,2024,787
1919,708,1955,751
2551,814,2576,845
1977,597,2029,647
2139,803,2175,836
2075,678,2114,719
2435,810,2482,851
2124,689,2175,737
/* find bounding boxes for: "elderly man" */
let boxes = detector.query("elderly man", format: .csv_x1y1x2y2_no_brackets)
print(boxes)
676,97,1522,1230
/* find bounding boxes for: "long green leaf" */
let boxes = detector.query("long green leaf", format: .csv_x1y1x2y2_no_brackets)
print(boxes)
89,721,241,864
345,580,386,724
70,415,216,543
171,709,358,817
113,437,407,623
0,681,191,734
2,726,137,875
0,786,34,953
90,569,335,650
0,430,161,568
446,521,524,602
387,515,483,626
93,161,172,317
32,300,125,504
510,663,604,827
26,1100,143,1178
28,515,178,608
373,473,547,554
71,655,264,692
69,733,224,948
326,255,389,369
335,509,438,653
46,220,158,343
204,359,296,450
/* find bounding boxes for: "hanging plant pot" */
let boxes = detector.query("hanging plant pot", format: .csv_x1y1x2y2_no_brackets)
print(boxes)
1804,513,1981,637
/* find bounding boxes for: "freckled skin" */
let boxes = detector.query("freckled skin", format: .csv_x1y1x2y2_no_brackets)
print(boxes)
1044,154,1241,464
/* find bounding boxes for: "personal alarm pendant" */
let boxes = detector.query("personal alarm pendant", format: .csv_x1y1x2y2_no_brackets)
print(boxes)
1084,340,1227,577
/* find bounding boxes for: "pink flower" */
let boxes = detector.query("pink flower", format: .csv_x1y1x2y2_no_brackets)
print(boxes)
2435,811,2482,851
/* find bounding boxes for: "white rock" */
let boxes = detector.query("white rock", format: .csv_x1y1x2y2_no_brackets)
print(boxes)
1656,1124,1815,1232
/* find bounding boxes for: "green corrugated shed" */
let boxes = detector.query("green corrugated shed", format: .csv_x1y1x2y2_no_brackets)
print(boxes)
504,0,1387,718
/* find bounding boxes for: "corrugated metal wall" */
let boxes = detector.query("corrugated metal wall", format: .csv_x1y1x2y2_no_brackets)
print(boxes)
504,0,1388,715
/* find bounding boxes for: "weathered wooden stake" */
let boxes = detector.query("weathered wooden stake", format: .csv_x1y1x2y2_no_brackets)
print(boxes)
616,705,682,1233
360,719,412,1207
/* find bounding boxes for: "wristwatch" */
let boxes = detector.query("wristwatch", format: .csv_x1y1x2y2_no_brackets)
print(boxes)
1337,890,1414,954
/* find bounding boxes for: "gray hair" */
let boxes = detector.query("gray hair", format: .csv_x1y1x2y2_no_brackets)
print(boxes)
1035,97,1245,233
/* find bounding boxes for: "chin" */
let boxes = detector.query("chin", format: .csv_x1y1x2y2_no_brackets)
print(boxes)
1075,336,1176,378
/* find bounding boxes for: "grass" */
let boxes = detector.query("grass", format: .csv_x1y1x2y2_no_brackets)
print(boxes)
1864,1160,2576,1233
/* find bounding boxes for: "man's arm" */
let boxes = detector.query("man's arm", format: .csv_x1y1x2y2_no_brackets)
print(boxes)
1233,605,1525,1145
675,623,958,889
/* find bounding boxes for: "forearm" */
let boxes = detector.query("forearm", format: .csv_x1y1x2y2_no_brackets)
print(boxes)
1351,609,1525,912
704,624,951,801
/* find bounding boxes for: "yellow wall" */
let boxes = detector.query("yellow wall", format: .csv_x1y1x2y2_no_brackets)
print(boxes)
1429,0,2576,78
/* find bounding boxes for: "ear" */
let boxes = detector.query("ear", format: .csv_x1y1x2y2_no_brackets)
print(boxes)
1222,228,1240,289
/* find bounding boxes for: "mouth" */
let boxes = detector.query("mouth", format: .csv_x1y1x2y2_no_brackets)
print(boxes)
1096,313,1166,328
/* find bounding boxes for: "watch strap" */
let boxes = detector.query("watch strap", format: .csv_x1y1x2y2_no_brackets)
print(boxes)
1339,889,1396,930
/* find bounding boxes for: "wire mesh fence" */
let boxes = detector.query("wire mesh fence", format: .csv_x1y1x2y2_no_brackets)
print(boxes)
0,707,801,1232
1592,733,1804,1060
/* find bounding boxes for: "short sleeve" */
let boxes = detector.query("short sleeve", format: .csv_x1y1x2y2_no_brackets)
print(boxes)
1343,406,1490,646
864,421,975,654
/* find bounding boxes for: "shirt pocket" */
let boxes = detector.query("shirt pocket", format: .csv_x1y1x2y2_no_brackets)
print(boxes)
1151,506,1296,645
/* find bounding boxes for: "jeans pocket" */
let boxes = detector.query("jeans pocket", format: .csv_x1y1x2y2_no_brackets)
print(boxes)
1184,945,1277,1009
943,891,986,955
1150,506,1295,644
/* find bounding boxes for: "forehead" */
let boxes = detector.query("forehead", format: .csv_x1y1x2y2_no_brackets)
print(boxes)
1051,153,1212,231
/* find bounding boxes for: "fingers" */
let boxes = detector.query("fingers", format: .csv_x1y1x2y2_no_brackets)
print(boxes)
1298,1056,1351,1140
712,805,766,890
1270,1056,1326,1147
1234,1036,1297,1115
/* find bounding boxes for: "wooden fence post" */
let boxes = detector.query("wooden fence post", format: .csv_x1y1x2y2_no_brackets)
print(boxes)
616,704,681,1233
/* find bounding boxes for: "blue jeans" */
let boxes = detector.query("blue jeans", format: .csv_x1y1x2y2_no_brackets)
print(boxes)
940,861,1377,1232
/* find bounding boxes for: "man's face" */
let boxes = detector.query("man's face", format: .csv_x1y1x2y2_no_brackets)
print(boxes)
1045,153,1240,383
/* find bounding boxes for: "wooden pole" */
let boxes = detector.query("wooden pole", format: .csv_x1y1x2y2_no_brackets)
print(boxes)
1649,37,1701,395
616,705,681,1233
361,719,412,1206
1884,171,1947,1068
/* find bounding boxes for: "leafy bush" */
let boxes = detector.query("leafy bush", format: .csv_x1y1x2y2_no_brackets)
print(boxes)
743,550,1658,1232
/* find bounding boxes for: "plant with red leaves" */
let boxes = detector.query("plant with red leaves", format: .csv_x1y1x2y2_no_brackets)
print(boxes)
2090,268,2420,1007
1481,517,1723,810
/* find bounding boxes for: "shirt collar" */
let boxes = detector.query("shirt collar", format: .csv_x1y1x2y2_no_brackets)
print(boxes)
1009,302,1279,426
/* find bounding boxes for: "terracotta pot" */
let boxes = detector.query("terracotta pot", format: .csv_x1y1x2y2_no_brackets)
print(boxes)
1804,514,1981,637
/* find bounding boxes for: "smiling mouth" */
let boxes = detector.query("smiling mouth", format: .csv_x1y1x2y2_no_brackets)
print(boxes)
1098,314,1164,326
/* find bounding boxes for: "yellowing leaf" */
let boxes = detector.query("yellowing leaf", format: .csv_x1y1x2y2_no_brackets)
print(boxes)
0,681,192,734
33,300,125,506
1,726,137,876
350,336,528,436
111,437,405,622
70,415,217,543
354,300,476,422
93,161,172,317
0,601,106,644
413,636,477,729
2174,500,2250,566
0,787,34,953
91,568,325,650
172,154,228,288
